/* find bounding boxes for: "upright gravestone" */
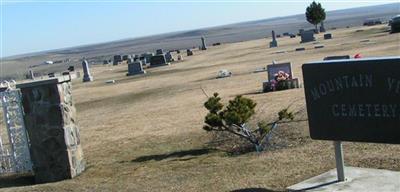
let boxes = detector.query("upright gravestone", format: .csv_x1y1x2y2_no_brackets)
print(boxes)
177,54,183,61
300,30,316,43
324,33,332,40
200,37,207,50
124,55,132,62
82,60,93,82
269,30,278,48
320,21,326,33
113,55,122,65
16,76,85,183
150,54,169,67
142,52,154,63
156,49,164,55
139,57,147,65
165,52,173,62
127,57,135,64
187,49,193,56
127,61,146,76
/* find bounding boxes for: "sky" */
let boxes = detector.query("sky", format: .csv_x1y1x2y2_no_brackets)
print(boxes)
0,0,396,57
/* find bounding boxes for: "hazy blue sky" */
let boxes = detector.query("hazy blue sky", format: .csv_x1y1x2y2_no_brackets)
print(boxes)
0,0,395,57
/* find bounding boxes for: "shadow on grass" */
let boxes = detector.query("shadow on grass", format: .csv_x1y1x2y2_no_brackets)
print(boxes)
131,148,214,162
230,188,282,192
0,174,35,188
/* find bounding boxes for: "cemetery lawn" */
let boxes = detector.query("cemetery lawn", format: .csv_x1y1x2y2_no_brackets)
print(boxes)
2,25,400,192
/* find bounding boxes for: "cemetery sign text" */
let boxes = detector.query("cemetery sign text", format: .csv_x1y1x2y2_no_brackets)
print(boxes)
302,57,400,144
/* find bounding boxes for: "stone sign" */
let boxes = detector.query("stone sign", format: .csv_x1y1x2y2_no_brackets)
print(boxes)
302,56,400,144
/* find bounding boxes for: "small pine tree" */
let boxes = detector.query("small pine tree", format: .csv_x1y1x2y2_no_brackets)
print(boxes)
203,93,295,152
306,1,326,33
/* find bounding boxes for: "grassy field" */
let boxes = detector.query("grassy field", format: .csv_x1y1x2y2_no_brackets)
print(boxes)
1,24,400,192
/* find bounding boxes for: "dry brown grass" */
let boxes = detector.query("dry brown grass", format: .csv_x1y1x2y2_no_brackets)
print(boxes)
1,25,400,192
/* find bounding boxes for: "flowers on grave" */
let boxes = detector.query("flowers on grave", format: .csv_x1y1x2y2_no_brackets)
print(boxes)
269,71,293,91
274,70,291,82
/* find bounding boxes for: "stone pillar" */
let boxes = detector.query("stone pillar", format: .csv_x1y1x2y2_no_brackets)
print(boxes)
201,37,207,50
82,60,93,82
16,76,85,183
269,30,278,48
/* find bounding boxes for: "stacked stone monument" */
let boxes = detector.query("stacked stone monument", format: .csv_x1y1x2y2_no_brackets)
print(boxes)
82,60,93,82
16,76,85,183
269,30,278,48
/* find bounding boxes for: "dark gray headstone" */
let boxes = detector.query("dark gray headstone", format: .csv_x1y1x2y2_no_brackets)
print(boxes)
302,56,400,144
323,55,350,61
127,61,146,76
150,54,168,67
156,49,164,55
82,60,93,82
324,33,332,40
315,45,325,49
300,30,316,43
141,52,154,63
295,47,306,51
122,55,129,61
165,52,173,62
391,15,400,33
113,55,122,65
269,30,278,48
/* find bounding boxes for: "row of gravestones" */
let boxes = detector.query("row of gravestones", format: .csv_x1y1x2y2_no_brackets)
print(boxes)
125,37,205,76
269,28,333,48
79,36,206,81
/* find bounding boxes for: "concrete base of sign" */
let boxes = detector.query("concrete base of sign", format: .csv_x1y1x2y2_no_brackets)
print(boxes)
287,167,400,192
